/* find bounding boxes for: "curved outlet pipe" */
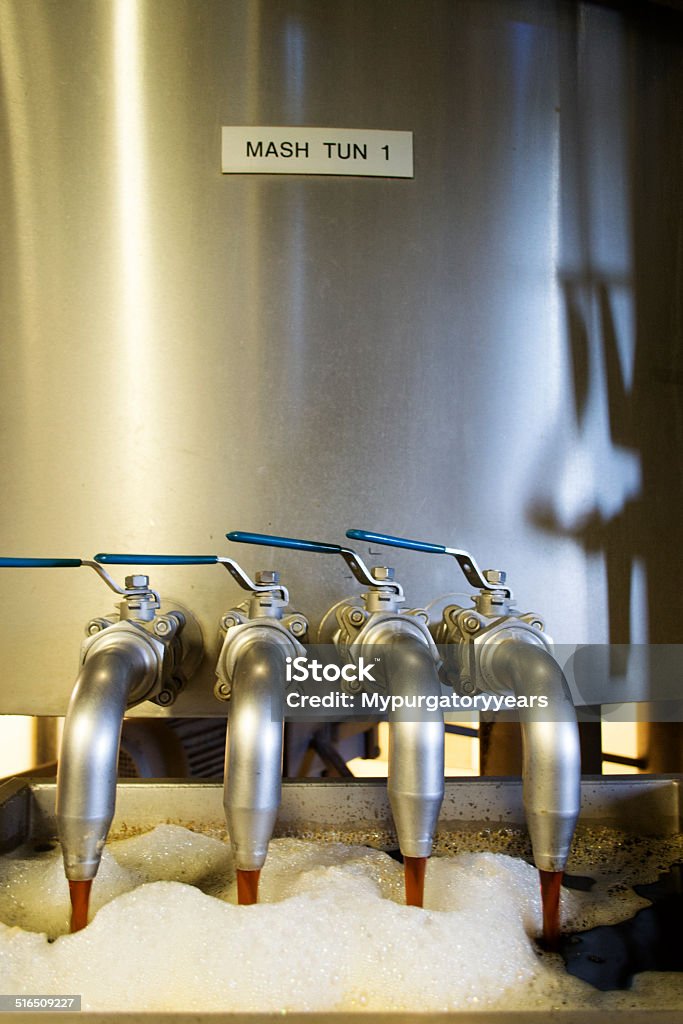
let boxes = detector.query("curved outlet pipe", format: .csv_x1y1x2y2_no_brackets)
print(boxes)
385,635,445,859
56,636,155,881
224,639,286,871
492,640,581,872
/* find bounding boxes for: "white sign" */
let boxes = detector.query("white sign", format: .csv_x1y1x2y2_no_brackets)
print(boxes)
221,127,413,178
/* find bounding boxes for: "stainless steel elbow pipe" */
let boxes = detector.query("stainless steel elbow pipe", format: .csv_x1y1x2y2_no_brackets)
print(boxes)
223,638,286,872
491,639,581,872
56,633,157,881
385,635,445,859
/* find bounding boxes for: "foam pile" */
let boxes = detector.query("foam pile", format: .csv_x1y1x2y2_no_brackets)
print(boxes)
0,826,681,1012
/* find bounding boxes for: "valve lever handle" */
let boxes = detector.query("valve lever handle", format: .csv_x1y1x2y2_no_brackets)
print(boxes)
0,557,83,567
346,530,446,555
226,532,341,555
96,551,287,600
95,554,219,566
0,555,132,597
346,529,505,593
227,531,402,594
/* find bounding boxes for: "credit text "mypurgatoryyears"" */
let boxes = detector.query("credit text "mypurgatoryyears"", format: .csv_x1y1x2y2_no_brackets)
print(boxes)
285,692,549,712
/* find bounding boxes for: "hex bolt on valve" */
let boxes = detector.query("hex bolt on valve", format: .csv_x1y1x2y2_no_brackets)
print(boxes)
227,531,445,908
345,529,581,947
0,554,204,931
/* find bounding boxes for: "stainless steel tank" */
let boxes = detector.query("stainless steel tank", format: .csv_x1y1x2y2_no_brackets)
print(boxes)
0,0,681,715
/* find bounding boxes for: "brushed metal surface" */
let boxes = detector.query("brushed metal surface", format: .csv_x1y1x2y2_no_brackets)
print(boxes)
2,776,680,842
0,1,681,714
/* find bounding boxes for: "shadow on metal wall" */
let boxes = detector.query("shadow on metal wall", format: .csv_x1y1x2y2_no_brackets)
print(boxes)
483,1,683,775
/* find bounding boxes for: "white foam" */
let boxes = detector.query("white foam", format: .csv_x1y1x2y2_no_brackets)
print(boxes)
0,828,678,1012
0,844,141,937
108,824,232,887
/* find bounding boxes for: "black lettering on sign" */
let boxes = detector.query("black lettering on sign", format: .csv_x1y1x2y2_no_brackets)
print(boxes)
324,142,368,160
246,140,310,159
337,143,368,160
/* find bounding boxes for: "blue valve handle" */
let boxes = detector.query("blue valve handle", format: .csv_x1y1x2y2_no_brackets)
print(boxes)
227,532,342,555
346,529,505,593
346,530,446,555
95,550,289,598
227,530,401,592
0,557,83,568
95,553,219,565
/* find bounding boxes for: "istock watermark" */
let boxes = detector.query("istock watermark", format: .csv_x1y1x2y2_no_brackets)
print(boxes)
281,645,556,723
285,655,378,684
276,644,683,723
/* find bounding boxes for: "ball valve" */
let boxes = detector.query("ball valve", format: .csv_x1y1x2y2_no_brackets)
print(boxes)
345,529,582,945
226,531,445,907
94,551,308,905
0,554,203,929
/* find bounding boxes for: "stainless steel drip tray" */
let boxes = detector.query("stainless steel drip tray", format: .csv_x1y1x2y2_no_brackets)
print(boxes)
2,775,682,848
0,776,682,1024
